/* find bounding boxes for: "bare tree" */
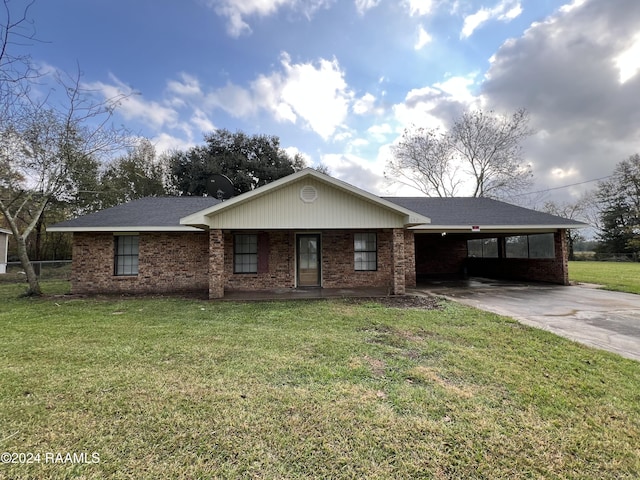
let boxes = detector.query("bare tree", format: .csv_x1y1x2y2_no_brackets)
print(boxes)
388,108,534,198
543,196,592,260
451,108,533,198
0,0,38,112
387,127,460,197
0,72,130,295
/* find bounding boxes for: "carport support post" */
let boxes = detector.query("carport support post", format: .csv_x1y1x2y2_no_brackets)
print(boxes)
556,229,570,285
209,229,225,299
391,228,406,295
404,230,416,288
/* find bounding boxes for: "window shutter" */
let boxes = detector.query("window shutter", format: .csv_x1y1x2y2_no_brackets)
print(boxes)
258,233,269,274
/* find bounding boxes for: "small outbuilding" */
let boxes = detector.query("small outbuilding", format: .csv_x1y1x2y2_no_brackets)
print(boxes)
0,228,11,274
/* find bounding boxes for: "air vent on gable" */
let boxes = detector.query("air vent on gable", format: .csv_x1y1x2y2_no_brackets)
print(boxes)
300,185,318,203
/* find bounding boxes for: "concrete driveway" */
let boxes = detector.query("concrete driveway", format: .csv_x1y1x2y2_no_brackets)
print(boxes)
413,278,640,362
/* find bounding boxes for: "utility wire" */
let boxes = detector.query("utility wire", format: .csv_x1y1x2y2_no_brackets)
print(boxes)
513,175,612,197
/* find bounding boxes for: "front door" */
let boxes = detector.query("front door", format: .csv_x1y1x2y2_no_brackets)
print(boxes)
297,234,321,287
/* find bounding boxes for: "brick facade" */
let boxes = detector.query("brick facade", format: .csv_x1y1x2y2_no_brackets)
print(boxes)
222,231,296,293
415,234,469,279
71,232,209,295
70,228,570,297
320,230,394,290
404,230,416,288
222,229,407,294
209,230,225,299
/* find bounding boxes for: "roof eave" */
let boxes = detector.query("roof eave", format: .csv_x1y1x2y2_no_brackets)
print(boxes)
410,223,589,233
46,226,206,233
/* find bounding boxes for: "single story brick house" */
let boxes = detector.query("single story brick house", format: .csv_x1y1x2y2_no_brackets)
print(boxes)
48,168,587,298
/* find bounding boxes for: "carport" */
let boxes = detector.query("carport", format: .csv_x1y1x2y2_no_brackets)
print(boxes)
386,197,588,285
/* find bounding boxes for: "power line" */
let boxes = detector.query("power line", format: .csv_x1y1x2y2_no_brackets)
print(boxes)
513,175,612,197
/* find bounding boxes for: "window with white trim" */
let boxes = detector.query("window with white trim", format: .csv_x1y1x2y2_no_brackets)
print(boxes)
114,235,139,276
354,233,377,271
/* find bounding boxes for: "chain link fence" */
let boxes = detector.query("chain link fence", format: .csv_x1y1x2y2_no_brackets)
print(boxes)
0,260,72,283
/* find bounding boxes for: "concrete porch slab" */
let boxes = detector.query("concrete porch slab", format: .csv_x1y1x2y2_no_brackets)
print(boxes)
219,286,392,301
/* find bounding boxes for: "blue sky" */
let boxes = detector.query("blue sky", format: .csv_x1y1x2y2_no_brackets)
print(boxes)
20,0,640,204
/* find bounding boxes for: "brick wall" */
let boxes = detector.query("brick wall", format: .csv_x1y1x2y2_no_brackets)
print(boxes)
223,231,296,292
209,230,225,299
321,230,394,289
222,229,406,292
71,228,420,296
71,232,209,294
415,234,468,278
404,230,416,288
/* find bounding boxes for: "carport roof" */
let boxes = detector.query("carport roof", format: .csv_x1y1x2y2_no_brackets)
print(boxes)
384,197,588,231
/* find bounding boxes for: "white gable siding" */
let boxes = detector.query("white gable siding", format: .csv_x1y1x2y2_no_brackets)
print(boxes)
206,178,406,229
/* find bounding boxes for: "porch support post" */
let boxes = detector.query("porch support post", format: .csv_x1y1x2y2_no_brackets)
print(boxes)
391,228,406,295
404,230,416,288
209,229,225,299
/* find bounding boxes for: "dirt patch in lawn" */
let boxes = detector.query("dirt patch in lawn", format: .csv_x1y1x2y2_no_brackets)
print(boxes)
347,295,441,310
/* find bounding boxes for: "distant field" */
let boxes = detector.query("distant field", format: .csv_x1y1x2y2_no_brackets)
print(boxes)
569,261,640,294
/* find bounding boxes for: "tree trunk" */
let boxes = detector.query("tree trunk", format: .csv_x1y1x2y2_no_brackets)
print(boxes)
16,235,41,296
34,213,45,261
567,230,575,261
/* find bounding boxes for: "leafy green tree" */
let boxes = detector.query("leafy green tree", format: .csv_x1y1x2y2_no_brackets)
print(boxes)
168,129,306,196
97,139,167,209
595,154,640,257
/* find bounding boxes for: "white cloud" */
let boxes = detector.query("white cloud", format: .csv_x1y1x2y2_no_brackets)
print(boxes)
207,0,333,37
207,82,257,118
433,74,478,103
461,0,522,38
355,0,381,15
405,0,434,17
283,145,312,166
166,73,203,97
174,52,352,140
353,93,377,115
614,33,640,84
84,75,179,128
482,0,640,200
367,123,393,142
414,25,433,50
153,132,195,154
321,153,387,194
267,53,352,139
190,109,216,134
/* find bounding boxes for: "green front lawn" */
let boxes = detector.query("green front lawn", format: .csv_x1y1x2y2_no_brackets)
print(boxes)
1,281,639,478
569,260,640,294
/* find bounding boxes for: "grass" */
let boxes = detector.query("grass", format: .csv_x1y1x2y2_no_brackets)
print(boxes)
1,281,639,479
569,261,640,294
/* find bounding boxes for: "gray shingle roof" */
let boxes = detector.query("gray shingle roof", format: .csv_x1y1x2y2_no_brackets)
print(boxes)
49,193,586,232
50,197,220,229
384,197,587,227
